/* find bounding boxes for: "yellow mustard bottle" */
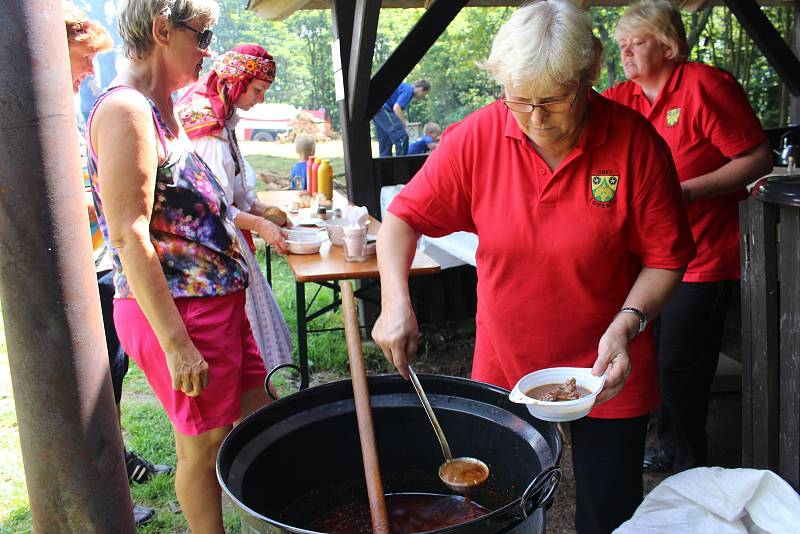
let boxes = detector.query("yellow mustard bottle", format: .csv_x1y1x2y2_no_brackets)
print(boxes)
317,159,333,201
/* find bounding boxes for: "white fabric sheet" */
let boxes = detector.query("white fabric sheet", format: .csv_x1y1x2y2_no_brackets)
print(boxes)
615,467,800,534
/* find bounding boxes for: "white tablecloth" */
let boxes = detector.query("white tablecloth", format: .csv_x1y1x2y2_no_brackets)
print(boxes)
380,185,477,270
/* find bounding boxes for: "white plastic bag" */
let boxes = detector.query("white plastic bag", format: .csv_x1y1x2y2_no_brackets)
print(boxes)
615,467,800,534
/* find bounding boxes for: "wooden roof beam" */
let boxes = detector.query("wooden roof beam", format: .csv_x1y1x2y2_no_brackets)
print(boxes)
723,0,800,95
363,0,469,120
348,0,381,122
252,0,794,17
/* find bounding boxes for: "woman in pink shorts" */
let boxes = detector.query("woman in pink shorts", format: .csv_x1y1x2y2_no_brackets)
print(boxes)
85,1,271,531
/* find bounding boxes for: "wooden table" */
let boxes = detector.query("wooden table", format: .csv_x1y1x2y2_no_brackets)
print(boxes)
258,190,440,389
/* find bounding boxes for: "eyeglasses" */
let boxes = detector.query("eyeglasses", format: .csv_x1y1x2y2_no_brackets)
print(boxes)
176,21,213,50
502,81,582,114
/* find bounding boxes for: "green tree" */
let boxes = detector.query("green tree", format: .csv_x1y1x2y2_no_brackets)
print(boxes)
211,3,793,132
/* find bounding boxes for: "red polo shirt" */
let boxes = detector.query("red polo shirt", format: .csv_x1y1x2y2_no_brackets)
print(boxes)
604,62,767,282
389,90,695,418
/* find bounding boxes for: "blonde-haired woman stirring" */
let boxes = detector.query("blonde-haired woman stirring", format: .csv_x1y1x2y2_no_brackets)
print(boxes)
372,1,696,531
86,1,271,531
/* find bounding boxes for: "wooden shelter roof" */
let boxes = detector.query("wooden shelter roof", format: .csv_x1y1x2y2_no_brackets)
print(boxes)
248,0,792,20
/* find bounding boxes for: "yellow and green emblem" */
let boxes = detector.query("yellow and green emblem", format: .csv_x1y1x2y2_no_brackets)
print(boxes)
591,175,619,203
666,107,681,127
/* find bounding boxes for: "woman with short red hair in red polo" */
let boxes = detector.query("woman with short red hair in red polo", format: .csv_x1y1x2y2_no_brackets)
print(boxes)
372,1,695,532
604,0,773,475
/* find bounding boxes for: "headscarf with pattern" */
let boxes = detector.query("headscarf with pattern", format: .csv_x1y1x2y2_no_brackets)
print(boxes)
178,44,276,139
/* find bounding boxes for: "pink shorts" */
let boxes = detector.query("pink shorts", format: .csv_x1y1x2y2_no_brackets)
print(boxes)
114,291,267,435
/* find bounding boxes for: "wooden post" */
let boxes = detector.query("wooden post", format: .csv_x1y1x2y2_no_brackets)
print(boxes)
739,198,780,471
0,2,135,530
331,0,379,213
793,3,800,123
739,201,753,466
778,205,800,490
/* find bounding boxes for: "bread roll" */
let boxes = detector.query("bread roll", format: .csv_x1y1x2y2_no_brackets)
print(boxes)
261,206,288,227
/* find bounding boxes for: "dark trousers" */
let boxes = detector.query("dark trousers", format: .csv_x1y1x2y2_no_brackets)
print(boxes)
372,107,408,157
655,280,733,471
571,415,648,534
98,269,129,404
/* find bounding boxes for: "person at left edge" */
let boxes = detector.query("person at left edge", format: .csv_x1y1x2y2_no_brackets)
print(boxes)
64,1,167,526
86,1,272,531
372,79,430,157
371,1,696,532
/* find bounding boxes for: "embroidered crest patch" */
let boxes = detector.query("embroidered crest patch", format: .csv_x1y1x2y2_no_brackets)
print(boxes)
591,175,619,203
666,107,681,127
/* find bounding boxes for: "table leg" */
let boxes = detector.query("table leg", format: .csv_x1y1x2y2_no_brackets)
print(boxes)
296,281,309,390
265,244,272,287
333,283,340,312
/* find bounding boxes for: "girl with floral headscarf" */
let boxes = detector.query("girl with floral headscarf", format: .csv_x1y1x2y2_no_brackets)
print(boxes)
178,44,293,376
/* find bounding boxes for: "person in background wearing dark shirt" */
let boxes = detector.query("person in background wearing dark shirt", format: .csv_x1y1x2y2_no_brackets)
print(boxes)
372,79,430,157
407,122,441,155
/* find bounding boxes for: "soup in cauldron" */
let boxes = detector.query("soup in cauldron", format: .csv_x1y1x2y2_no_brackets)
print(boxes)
307,493,489,533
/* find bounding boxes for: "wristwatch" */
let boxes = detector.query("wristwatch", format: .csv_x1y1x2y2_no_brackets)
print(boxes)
617,306,647,335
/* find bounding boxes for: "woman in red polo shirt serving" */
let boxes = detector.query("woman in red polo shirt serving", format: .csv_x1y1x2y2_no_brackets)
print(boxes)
603,0,773,474
373,1,695,531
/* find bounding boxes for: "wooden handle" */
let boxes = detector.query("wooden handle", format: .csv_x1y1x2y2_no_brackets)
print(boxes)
340,280,390,534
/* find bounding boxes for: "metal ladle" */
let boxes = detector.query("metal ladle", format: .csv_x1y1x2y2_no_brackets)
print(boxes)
408,365,490,493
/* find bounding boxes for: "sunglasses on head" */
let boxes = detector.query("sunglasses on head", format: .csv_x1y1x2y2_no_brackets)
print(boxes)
68,21,90,37
176,21,213,50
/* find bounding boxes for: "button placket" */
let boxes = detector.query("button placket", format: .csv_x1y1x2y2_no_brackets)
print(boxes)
538,167,560,206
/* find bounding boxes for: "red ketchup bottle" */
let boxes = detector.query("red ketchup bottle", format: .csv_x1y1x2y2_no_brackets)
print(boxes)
305,157,314,192
310,157,321,195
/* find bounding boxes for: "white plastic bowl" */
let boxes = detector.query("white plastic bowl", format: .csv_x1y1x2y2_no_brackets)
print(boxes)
282,227,324,241
508,367,606,422
285,234,326,255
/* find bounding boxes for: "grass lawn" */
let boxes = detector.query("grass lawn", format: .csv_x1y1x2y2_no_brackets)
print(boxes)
239,139,362,185
0,144,385,532
0,250,381,532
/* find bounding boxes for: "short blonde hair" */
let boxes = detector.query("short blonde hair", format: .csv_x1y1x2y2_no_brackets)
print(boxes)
616,0,689,63
118,0,219,60
479,0,603,94
294,133,316,159
63,2,113,53
423,122,441,136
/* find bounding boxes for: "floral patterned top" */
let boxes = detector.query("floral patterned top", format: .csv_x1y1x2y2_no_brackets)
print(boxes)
86,86,248,298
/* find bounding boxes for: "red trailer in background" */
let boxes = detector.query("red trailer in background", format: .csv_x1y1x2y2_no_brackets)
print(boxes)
237,104,335,142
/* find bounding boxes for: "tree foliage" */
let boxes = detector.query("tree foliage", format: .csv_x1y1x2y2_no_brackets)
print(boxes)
211,2,795,130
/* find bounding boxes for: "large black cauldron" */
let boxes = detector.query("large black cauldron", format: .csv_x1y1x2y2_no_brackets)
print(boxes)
218,374,562,533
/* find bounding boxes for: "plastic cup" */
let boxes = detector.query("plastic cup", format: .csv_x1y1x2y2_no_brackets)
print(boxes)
344,235,367,262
